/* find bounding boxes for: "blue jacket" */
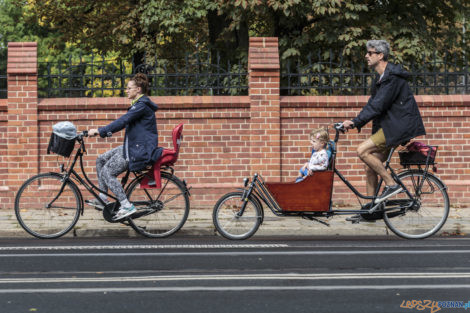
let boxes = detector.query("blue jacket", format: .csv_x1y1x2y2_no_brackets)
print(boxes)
98,95,163,171
352,63,426,147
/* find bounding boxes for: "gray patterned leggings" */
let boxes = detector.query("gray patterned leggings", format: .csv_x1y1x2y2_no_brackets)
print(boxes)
96,145,128,202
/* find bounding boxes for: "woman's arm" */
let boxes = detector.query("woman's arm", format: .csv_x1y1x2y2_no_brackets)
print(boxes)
97,102,148,138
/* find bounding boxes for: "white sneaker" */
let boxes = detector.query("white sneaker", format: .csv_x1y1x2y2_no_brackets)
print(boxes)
112,204,136,221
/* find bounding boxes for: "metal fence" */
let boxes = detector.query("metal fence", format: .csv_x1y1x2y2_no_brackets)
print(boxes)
281,51,469,96
2,48,469,99
37,52,248,98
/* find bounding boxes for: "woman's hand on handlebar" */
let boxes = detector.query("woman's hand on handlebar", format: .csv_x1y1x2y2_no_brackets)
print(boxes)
88,129,99,137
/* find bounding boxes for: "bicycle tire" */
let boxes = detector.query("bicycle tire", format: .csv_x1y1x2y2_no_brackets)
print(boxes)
383,170,449,239
213,192,262,240
126,171,190,238
15,172,81,239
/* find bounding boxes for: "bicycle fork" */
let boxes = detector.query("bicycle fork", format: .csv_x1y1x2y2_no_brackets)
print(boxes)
46,174,69,209
238,177,255,217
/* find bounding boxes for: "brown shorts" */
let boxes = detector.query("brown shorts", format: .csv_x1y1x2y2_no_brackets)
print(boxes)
370,128,392,156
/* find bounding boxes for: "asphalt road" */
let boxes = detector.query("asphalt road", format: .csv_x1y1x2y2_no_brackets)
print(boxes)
0,236,469,313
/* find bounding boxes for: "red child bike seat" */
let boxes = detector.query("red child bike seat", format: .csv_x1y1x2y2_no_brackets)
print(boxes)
139,123,183,189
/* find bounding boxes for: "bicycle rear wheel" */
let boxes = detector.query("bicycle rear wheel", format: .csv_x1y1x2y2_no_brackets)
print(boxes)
127,171,190,238
15,173,81,239
213,192,262,240
383,170,449,239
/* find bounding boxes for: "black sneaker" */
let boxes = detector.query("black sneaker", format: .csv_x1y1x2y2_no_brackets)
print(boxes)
345,215,363,223
374,185,403,204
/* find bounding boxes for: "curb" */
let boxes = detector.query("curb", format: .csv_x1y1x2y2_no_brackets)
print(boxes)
2,207,468,239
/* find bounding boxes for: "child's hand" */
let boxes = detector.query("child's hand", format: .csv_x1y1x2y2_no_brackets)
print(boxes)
307,169,313,176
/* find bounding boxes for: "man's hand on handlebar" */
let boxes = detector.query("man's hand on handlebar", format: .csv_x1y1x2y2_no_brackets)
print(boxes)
342,120,355,131
88,129,99,137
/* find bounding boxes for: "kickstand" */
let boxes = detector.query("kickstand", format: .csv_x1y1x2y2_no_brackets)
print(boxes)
302,215,330,227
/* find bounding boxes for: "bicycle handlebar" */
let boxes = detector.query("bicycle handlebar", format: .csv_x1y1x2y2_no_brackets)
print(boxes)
333,122,346,133
76,131,89,139
332,122,356,143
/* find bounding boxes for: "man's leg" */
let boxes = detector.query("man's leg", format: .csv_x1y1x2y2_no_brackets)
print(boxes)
358,137,403,203
364,151,387,196
357,138,395,188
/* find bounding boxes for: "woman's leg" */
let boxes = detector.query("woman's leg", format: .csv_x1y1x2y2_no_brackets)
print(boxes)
96,146,123,193
100,147,128,202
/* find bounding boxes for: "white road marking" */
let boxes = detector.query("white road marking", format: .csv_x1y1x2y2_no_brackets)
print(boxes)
1,284,470,293
0,272,470,284
0,249,469,257
0,244,288,251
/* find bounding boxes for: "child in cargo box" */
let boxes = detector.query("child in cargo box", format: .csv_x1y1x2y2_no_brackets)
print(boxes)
296,128,330,183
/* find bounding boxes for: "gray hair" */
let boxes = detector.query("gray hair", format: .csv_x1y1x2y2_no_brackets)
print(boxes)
366,40,390,61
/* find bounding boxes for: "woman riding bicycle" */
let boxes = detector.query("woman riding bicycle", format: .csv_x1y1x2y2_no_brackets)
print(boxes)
88,73,162,221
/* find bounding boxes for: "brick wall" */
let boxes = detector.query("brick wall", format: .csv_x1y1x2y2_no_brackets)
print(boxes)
1,39,469,211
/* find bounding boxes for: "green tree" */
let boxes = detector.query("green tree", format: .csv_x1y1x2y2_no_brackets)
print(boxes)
28,0,469,64
0,0,87,62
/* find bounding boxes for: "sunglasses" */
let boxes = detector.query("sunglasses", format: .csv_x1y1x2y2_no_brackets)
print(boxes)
366,51,381,56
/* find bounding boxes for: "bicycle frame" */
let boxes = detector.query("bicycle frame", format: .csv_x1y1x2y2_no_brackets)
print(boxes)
47,133,139,215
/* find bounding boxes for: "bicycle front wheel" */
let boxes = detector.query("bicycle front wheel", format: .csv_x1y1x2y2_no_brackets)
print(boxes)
15,173,81,239
383,170,449,239
127,171,190,238
213,192,262,240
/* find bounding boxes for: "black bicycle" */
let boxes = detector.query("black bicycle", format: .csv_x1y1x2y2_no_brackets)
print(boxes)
213,122,450,240
15,123,191,239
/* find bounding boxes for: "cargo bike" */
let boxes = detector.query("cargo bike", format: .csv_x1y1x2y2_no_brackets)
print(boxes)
212,123,449,240
15,123,190,239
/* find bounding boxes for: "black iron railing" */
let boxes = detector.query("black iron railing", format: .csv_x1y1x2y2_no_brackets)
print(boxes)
2,49,468,99
37,52,248,98
281,51,469,96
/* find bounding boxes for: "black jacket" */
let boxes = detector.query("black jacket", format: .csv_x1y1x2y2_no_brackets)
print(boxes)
98,95,163,171
352,63,426,147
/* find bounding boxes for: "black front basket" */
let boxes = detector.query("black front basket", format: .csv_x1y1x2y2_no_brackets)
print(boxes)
47,132,76,157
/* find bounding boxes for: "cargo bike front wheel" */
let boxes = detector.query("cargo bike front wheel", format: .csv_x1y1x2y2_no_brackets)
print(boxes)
212,192,263,240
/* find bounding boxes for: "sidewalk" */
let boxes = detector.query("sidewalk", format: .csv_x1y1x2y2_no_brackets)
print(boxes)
1,206,468,238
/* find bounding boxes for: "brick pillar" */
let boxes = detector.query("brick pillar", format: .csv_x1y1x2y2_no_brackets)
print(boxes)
7,42,38,195
248,37,281,181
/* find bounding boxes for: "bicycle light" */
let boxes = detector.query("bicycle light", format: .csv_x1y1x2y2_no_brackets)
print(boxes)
243,178,249,187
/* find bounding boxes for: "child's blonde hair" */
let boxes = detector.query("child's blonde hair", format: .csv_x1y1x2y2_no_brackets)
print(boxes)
310,128,329,146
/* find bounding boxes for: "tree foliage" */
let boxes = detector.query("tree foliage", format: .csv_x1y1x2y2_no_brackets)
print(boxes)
5,0,470,65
